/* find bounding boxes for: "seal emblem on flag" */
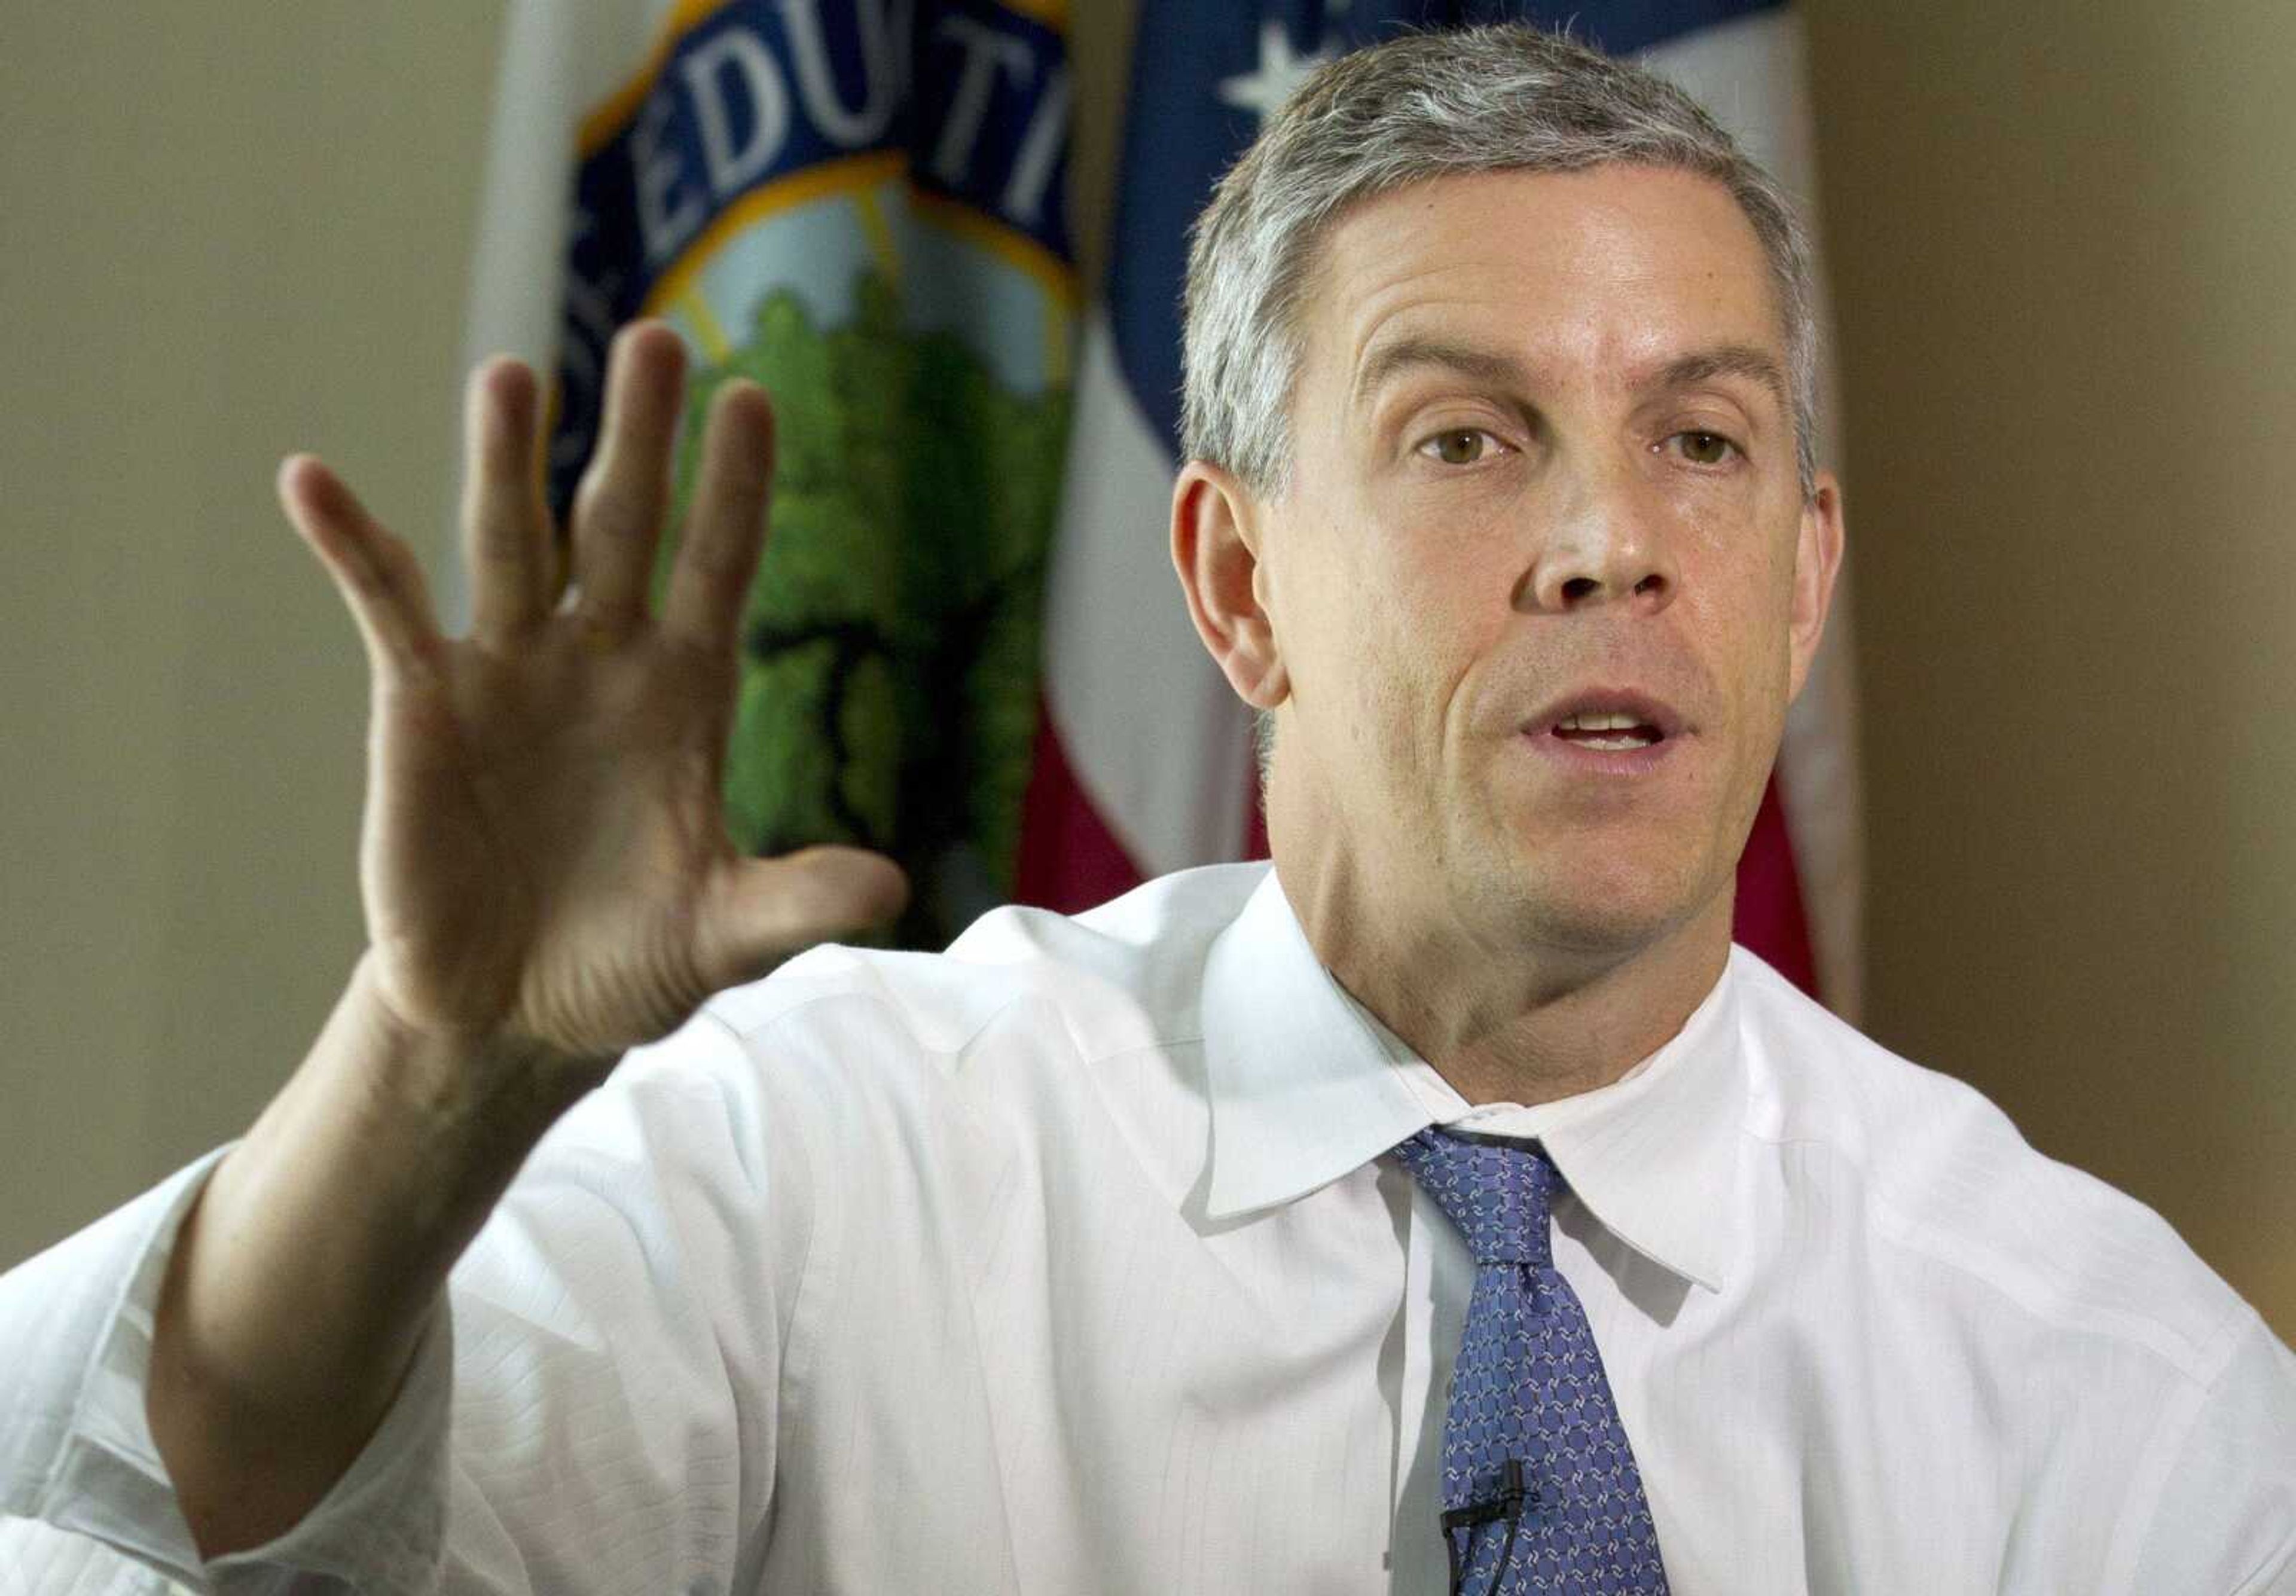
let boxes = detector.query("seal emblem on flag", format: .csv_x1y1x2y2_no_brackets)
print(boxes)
551,0,1076,947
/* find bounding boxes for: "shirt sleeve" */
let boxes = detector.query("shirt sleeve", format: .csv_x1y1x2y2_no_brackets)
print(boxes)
2124,1311,2296,1595
0,1005,808,1596
0,1139,458,1593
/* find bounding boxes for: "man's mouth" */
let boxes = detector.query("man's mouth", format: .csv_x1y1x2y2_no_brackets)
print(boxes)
1549,710,1665,752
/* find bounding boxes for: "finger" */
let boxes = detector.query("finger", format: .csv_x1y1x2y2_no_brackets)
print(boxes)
279,454,443,682
695,846,910,990
459,356,554,646
661,379,775,656
568,322,686,637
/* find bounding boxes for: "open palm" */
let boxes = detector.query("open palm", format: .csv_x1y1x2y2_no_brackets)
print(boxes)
279,322,906,1065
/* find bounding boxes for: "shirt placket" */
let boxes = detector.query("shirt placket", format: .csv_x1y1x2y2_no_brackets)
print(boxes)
1389,1172,1473,1595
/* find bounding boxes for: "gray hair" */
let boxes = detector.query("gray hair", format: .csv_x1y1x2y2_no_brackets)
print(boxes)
1181,23,1821,505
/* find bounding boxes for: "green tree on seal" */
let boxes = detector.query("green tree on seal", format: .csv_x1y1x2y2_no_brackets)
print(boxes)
661,267,1071,950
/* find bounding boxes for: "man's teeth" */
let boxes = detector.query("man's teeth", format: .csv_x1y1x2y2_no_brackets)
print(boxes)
1553,710,1660,749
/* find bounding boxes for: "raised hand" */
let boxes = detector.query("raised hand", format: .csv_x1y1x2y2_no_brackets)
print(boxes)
279,321,908,1066
146,324,915,1561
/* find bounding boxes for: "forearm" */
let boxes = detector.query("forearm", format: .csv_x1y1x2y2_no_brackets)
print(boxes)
146,952,607,1559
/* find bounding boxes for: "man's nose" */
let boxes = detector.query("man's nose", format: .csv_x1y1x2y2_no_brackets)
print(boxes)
1518,466,1680,615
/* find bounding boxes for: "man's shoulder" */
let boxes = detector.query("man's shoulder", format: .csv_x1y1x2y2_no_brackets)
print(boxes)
1728,950,2266,1390
698,860,1270,1065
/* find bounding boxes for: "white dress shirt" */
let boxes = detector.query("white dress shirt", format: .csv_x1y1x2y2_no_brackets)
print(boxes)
4,860,2293,1594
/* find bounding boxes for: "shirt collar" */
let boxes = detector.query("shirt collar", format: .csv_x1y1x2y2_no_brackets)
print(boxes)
1199,863,1745,1296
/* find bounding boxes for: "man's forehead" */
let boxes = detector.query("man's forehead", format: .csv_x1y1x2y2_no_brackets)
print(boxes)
1300,164,1787,392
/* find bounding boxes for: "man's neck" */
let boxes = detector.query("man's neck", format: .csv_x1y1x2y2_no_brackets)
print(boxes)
1276,850,1733,1110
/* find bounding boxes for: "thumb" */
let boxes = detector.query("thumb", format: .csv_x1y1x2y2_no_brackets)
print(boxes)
695,846,912,990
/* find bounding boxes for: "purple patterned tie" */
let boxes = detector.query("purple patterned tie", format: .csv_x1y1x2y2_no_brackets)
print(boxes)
1392,1128,1670,1594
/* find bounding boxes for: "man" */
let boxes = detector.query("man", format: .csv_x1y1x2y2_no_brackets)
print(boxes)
2,23,2290,1594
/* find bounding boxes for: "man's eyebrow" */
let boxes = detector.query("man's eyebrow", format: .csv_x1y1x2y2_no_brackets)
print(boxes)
1351,335,1531,407
1653,344,1792,413
1351,337,1790,414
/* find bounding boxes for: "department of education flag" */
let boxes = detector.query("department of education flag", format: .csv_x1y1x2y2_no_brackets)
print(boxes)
464,0,1080,951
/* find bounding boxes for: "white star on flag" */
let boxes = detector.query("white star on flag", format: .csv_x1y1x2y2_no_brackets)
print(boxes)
1218,19,1338,126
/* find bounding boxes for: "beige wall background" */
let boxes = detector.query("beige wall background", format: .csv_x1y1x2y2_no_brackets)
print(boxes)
2,3,2289,1341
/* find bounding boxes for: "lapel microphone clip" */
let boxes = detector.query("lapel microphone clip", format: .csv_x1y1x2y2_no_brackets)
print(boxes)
1439,1457,1535,1595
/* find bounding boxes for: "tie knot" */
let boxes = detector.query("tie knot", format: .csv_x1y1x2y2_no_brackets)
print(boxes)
1391,1127,1560,1267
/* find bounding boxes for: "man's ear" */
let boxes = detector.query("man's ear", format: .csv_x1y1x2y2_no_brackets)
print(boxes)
1171,460,1289,710
1786,471,1846,703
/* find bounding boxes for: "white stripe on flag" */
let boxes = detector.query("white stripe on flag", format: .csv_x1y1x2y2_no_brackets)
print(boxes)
1042,308,1257,875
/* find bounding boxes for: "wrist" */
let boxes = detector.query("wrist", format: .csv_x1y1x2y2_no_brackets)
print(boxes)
340,950,614,1156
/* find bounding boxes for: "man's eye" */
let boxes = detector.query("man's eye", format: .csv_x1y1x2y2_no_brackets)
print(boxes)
1671,431,1738,466
1419,428,1496,466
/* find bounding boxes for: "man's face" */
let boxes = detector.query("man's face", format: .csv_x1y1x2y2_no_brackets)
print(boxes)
1253,163,1840,958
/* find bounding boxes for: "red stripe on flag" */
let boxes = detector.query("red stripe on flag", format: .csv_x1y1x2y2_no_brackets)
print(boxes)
1012,696,1146,915
1733,770,1821,1001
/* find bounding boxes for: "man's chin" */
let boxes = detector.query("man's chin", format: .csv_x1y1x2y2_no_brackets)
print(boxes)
1465,855,1726,965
